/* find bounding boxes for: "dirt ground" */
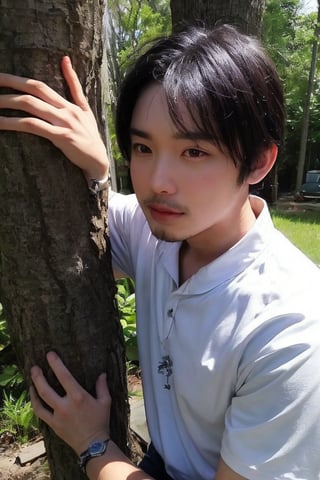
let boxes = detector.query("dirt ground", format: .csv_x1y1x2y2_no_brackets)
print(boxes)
0,439,49,480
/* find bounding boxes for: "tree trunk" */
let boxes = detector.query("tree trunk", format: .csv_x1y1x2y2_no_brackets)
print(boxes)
0,1,129,478
295,2,320,191
170,0,265,36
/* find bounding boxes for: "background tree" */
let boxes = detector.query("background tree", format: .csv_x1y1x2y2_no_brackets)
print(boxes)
106,0,171,192
296,1,320,189
263,0,320,191
0,1,129,478
170,0,266,35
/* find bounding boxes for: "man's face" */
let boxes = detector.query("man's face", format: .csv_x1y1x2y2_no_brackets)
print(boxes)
129,83,253,245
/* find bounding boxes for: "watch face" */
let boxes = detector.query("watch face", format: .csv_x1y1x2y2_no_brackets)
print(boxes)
89,441,106,456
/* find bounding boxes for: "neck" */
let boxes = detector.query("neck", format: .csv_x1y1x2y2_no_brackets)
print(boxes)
179,197,257,284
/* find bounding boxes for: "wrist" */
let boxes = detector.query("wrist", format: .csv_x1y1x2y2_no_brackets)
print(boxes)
87,173,110,194
84,165,109,185
76,429,110,457
78,438,110,474
85,440,153,480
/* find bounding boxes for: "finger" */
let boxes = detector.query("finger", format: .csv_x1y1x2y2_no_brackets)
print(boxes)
29,386,54,425
61,56,90,111
0,73,69,109
0,94,71,126
96,373,110,401
0,116,72,145
46,351,86,397
30,366,62,410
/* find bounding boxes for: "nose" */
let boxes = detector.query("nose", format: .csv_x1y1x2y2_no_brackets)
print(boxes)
150,155,177,195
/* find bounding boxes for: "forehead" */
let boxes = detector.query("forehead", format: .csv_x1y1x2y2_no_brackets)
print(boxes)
130,82,195,132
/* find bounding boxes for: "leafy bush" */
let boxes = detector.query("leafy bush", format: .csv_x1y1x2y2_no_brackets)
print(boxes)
116,279,138,362
0,390,38,443
0,304,34,442
0,304,10,349
0,305,24,399
0,364,24,390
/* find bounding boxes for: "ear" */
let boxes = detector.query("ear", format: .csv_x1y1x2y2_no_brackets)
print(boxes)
247,144,278,185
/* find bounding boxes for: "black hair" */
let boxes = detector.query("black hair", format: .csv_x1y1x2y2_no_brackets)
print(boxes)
115,24,285,183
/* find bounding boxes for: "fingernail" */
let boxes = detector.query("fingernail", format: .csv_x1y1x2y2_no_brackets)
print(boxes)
30,366,39,377
47,351,57,361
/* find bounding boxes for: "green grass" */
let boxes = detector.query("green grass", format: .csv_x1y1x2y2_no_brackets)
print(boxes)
270,208,320,265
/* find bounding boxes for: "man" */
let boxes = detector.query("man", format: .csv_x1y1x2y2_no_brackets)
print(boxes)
0,25,319,480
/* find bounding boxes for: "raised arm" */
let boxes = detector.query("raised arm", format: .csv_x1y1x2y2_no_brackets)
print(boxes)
0,57,108,183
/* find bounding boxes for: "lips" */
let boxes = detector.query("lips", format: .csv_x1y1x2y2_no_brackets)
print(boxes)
149,203,181,214
147,203,184,222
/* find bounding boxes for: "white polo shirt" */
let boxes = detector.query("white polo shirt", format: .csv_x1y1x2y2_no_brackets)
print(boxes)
109,192,320,480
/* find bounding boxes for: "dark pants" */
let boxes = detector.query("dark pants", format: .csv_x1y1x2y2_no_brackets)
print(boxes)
139,443,174,480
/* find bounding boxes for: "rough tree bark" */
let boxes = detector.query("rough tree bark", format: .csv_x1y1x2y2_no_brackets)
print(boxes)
170,0,265,36
0,1,129,478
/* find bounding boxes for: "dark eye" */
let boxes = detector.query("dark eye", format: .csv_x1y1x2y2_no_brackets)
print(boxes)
132,143,152,154
184,148,206,158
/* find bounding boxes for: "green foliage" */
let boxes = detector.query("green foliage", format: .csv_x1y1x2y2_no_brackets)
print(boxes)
110,0,171,76
107,0,171,191
0,307,38,442
0,390,38,443
263,1,320,190
0,304,24,393
0,364,23,389
0,304,10,349
116,279,138,362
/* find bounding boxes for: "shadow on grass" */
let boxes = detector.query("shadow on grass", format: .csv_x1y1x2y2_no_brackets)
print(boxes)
270,207,320,225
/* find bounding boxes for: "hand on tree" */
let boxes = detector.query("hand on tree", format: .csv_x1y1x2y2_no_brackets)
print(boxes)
0,57,109,182
30,351,111,456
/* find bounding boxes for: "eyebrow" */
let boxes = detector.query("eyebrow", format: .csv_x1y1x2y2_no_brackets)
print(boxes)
130,127,151,139
130,127,215,143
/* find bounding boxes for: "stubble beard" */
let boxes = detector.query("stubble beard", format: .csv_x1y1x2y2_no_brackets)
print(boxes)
140,198,187,243
149,224,182,243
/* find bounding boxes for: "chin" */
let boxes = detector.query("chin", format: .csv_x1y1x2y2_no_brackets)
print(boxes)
150,226,183,243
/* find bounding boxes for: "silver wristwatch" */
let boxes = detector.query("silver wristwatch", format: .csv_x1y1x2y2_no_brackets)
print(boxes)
78,439,109,473
89,176,110,194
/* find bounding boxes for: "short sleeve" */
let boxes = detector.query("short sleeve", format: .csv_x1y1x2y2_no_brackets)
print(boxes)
220,313,320,480
108,191,146,279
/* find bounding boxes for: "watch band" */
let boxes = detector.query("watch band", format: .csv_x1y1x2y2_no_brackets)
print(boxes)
79,439,109,474
89,174,110,194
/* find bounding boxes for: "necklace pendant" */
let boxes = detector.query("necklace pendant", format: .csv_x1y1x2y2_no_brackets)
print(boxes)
158,355,173,390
